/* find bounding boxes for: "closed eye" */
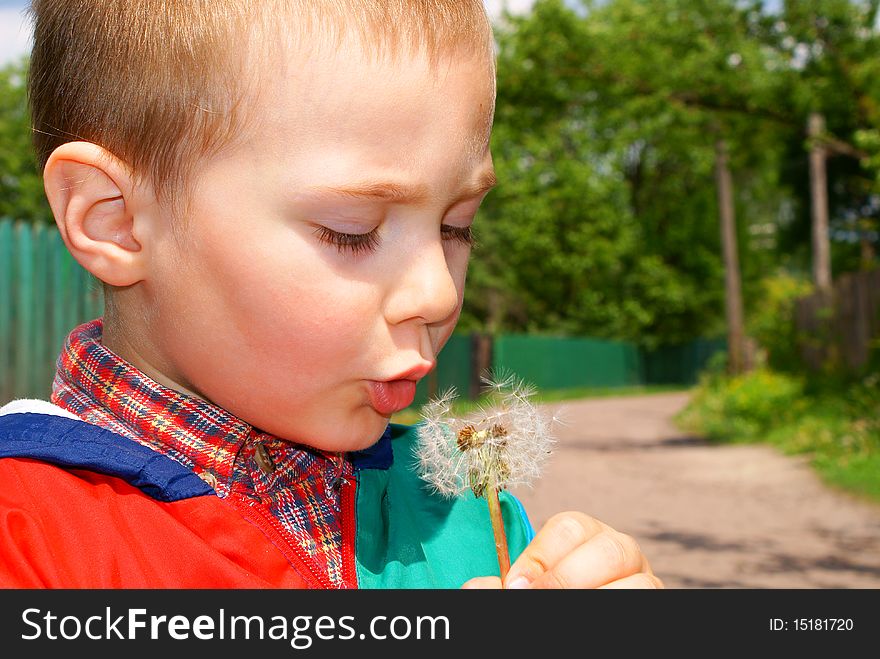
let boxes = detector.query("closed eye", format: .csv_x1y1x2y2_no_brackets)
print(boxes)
441,225,475,247
313,226,381,255
314,224,476,255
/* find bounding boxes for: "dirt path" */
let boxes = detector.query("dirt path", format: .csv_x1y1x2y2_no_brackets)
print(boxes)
508,392,880,588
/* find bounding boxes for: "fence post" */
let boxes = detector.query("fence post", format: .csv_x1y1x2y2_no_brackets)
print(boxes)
469,333,493,399
14,222,34,398
32,223,50,398
427,364,438,401
0,220,13,401
808,112,833,295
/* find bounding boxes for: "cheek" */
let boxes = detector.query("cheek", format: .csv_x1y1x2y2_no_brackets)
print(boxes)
198,233,376,359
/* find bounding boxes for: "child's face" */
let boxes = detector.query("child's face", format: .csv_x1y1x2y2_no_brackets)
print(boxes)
138,43,496,451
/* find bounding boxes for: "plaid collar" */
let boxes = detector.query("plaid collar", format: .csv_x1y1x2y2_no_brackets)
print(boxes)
51,318,355,587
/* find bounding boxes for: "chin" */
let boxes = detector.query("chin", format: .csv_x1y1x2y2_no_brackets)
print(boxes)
349,414,393,451
308,410,391,453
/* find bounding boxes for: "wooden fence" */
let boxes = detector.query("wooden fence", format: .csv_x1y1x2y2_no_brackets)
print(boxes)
0,219,104,401
795,269,880,372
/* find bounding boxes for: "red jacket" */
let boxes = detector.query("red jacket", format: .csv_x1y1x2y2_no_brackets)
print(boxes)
0,411,322,588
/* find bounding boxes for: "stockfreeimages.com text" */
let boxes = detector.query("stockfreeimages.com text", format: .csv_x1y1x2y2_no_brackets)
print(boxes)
21,607,450,649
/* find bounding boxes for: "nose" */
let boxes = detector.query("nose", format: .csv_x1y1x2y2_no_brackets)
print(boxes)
383,238,460,327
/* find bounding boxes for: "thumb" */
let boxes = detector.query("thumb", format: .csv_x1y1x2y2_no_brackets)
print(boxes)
461,576,503,589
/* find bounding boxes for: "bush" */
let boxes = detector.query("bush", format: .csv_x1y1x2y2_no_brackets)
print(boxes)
679,368,804,441
747,273,813,372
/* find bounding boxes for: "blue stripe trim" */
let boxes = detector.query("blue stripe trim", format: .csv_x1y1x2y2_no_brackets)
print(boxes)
509,493,536,543
349,424,394,472
0,413,213,502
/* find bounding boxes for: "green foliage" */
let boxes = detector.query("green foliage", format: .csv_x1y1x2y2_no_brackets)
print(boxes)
769,0,880,273
678,368,806,439
747,272,814,370
0,57,51,223
678,366,880,502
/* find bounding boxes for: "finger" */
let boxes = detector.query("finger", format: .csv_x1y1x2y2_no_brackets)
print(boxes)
598,573,665,589
505,511,606,588
528,530,646,589
461,576,502,589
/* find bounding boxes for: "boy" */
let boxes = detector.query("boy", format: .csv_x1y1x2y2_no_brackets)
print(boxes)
0,0,661,589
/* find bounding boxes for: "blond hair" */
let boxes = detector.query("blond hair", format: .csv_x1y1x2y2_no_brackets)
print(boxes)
28,0,495,207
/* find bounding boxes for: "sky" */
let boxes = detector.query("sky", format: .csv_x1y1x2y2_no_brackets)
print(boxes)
0,1,31,66
0,0,539,66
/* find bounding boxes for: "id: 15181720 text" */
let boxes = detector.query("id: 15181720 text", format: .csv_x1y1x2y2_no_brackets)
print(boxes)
769,618,854,631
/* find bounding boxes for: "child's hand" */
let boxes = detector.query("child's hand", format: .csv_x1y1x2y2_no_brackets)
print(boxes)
462,511,663,589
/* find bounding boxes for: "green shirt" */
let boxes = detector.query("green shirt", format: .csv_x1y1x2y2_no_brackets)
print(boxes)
355,423,535,589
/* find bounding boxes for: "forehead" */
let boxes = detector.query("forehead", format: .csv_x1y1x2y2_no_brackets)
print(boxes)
234,41,496,193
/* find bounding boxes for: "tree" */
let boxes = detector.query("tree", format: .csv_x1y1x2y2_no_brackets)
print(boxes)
466,0,784,349
579,0,775,364
0,57,51,224
769,0,880,277
716,138,748,373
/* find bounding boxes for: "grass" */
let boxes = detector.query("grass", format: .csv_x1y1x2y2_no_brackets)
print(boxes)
814,452,880,502
391,382,690,425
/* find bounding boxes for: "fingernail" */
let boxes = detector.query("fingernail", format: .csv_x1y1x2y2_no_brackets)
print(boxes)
506,576,530,589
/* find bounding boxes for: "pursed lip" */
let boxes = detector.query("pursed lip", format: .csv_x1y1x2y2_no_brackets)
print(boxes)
382,361,435,383
365,361,436,416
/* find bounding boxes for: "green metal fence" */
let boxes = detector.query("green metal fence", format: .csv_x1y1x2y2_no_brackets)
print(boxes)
642,337,727,386
494,334,644,390
412,332,725,407
413,333,472,407
1,218,725,406
0,219,104,402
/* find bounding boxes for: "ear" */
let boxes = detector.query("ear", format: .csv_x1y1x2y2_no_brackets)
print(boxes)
43,142,151,287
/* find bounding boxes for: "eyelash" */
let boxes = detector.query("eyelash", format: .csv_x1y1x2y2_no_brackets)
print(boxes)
313,225,475,255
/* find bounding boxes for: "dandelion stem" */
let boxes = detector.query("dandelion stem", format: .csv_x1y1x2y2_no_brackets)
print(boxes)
486,483,510,585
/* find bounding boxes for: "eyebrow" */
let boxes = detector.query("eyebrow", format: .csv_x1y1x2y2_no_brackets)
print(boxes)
305,169,498,204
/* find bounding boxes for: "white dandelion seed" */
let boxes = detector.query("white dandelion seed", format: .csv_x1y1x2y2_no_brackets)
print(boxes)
415,371,556,499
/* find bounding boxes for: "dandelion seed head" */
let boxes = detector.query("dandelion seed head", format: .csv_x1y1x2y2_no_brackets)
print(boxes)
415,372,556,499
